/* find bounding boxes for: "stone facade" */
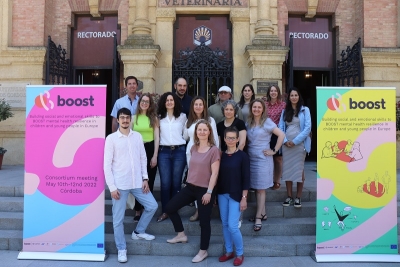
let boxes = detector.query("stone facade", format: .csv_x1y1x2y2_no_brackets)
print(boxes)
1,0,400,164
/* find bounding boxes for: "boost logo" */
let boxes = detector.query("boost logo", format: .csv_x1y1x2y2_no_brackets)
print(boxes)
35,91,54,111
327,93,346,113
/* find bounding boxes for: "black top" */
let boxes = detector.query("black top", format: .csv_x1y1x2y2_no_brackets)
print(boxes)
217,118,246,151
177,94,192,117
217,150,250,202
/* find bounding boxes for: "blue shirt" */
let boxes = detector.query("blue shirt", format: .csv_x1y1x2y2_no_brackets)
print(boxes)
110,94,140,118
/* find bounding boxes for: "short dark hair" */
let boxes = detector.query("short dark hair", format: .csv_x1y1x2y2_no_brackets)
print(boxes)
125,76,138,86
224,126,239,138
117,108,131,118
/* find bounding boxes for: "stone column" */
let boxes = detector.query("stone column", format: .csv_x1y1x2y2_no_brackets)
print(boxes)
245,0,288,94
132,0,151,35
255,0,274,36
119,0,161,92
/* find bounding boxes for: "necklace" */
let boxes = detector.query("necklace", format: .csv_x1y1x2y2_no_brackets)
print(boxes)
225,148,238,156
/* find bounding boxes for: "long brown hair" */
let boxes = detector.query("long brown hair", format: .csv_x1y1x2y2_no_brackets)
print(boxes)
266,84,283,103
134,93,158,128
186,96,210,128
247,99,268,127
193,119,216,146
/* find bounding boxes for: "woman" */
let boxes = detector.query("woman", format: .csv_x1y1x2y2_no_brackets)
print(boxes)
246,99,285,231
279,88,311,208
217,100,246,152
157,92,187,222
265,85,286,190
131,93,160,222
183,96,219,222
238,84,255,122
217,126,250,266
165,120,220,263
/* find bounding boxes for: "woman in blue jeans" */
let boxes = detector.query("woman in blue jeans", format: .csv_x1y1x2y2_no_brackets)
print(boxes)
217,126,250,266
157,92,187,222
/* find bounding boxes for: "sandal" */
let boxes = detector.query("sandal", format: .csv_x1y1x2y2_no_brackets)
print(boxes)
157,213,169,222
272,182,281,190
248,214,267,222
253,218,262,232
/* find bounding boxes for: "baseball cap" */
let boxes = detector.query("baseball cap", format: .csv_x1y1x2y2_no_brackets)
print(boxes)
218,86,232,93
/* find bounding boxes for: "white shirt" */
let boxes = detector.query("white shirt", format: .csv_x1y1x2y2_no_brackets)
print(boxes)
159,113,187,146
183,117,219,166
104,129,148,192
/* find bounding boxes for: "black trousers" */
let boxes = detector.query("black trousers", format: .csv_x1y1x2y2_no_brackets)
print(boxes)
135,141,158,211
165,183,215,250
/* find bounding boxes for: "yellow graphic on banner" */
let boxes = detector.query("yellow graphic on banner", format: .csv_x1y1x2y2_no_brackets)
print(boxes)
316,87,398,257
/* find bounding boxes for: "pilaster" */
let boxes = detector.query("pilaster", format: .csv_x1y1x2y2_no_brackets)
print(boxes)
118,47,162,92
230,8,251,99
362,48,400,95
155,8,176,93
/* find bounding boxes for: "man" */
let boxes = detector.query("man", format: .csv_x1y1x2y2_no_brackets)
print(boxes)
111,76,140,132
208,86,243,123
104,108,158,263
174,77,192,117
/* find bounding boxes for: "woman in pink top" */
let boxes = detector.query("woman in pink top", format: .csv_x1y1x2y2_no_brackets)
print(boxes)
165,120,220,263
265,85,286,190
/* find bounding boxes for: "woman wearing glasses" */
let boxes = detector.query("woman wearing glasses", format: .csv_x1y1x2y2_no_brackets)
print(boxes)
217,126,249,266
131,93,160,222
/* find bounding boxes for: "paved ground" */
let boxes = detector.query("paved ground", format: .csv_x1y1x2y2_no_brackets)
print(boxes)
1,251,400,267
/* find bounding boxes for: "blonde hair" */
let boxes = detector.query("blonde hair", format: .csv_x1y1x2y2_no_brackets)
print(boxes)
247,99,268,127
193,119,216,146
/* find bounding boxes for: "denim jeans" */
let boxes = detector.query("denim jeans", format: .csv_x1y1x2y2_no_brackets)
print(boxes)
157,145,186,212
218,193,244,256
112,188,158,250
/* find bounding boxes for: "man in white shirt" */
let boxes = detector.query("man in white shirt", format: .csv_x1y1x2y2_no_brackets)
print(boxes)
104,107,158,263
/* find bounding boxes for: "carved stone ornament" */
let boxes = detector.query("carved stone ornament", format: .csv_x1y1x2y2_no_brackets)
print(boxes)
156,8,176,18
230,8,250,19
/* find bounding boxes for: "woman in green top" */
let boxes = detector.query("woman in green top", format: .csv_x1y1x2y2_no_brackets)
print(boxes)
131,93,160,221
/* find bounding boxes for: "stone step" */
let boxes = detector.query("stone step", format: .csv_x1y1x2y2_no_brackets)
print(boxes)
5,197,400,222
2,230,400,257
103,188,318,202
106,200,318,219
0,197,23,212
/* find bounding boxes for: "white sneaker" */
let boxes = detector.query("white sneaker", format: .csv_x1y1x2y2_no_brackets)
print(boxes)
131,231,155,240
118,249,127,263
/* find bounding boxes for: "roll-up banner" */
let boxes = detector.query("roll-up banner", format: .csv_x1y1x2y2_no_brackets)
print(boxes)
19,85,107,261
314,87,400,262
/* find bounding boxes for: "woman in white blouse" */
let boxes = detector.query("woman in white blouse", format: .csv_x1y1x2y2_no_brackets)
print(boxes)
157,92,187,222
183,96,219,222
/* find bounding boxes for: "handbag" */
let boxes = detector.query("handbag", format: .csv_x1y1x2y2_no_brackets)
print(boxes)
126,193,135,210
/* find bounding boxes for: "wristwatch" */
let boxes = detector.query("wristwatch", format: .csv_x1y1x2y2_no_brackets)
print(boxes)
142,178,149,182
272,148,276,153
207,189,212,194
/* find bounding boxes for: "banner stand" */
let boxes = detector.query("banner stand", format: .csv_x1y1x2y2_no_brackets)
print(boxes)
18,251,108,261
312,251,400,263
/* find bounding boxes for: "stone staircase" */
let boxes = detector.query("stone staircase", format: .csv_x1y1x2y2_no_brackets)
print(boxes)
0,163,399,256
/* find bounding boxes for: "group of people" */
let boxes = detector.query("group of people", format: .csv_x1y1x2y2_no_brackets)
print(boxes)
104,76,312,264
